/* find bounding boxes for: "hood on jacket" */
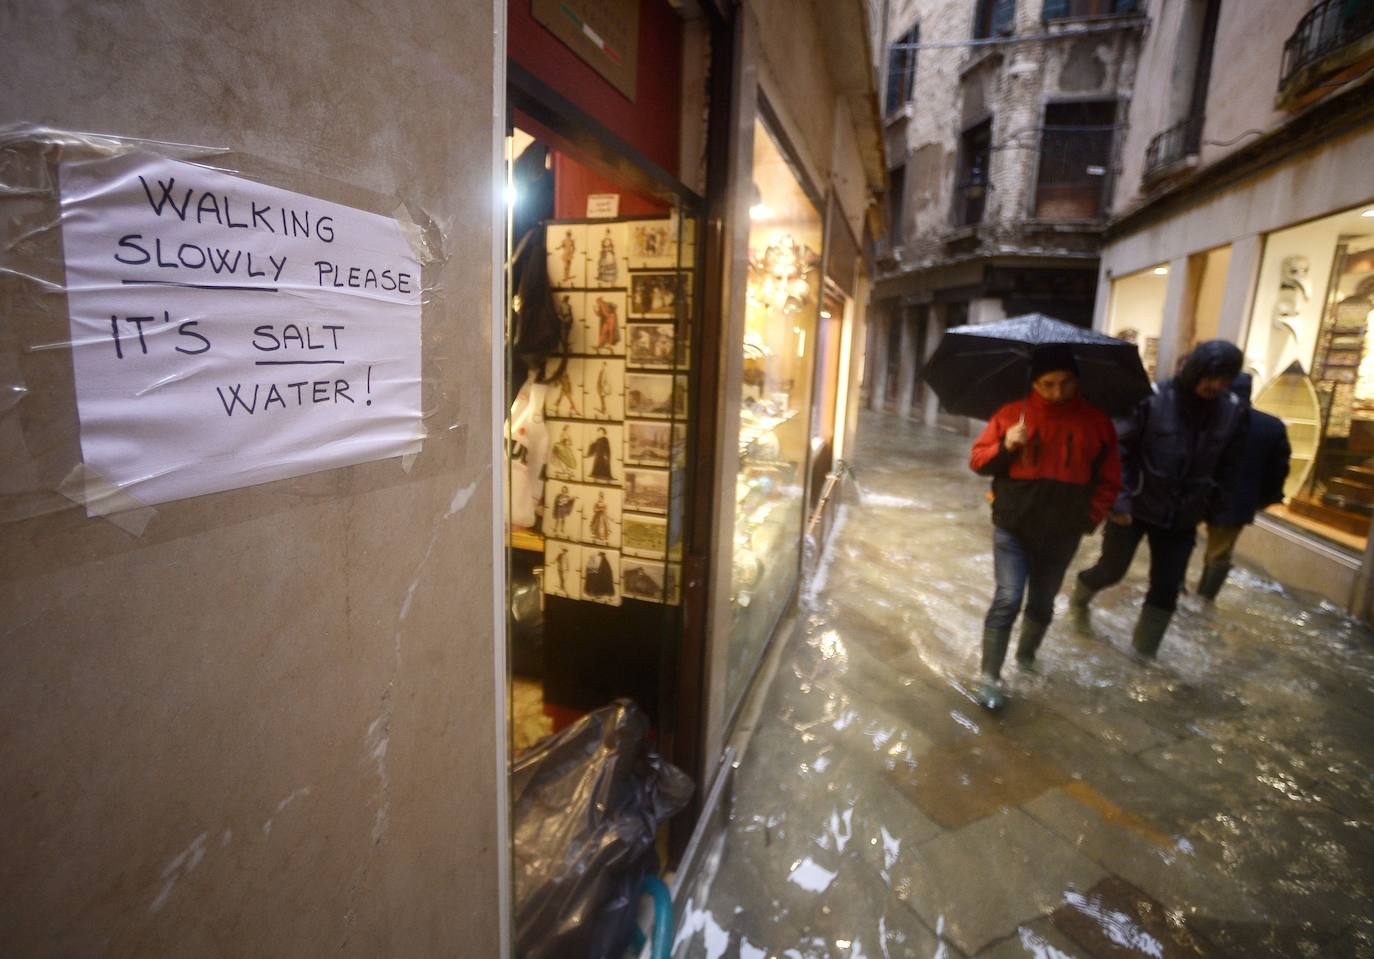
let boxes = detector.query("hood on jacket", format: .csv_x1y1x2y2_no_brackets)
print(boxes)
1230,372,1253,403
1176,340,1244,396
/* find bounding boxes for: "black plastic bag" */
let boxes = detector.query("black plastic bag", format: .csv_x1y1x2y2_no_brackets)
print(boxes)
512,700,693,959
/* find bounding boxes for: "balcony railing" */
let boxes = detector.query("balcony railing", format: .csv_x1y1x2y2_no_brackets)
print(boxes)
1280,0,1374,91
1143,113,1204,179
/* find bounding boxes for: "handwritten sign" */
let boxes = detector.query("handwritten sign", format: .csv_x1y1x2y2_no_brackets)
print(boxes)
58,152,423,508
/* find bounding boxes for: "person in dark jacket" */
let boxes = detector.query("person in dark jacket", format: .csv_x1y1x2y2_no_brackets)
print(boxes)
968,344,1122,709
1197,374,1291,599
1072,340,1247,656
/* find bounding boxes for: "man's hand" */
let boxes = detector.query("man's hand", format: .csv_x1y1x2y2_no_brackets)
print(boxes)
1004,419,1029,453
1107,512,1132,526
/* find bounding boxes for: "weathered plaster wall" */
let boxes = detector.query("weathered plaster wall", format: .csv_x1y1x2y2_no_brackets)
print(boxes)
0,1,503,956
1113,0,1305,214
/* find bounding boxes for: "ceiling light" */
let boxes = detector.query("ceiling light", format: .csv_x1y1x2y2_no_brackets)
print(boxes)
1153,266,1169,275
1362,208,1374,218
750,203,774,221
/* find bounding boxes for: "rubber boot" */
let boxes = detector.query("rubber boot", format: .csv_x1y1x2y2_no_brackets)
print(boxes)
1069,579,1097,610
1131,604,1172,658
1015,617,1050,668
976,626,1011,710
1196,564,1230,601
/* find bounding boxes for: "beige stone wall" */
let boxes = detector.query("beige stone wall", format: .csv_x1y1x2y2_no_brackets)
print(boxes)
0,2,504,956
1113,0,1308,214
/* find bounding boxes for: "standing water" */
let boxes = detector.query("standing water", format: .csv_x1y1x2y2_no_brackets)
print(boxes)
673,411,1374,959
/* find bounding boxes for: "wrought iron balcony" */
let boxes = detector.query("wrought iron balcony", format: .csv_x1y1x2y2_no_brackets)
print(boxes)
1280,0,1374,92
1143,113,1204,180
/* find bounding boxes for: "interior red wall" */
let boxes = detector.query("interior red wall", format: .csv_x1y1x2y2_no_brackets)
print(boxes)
553,152,670,219
509,0,682,177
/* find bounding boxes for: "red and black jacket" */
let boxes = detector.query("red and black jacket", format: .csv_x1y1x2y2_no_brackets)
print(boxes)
969,391,1122,544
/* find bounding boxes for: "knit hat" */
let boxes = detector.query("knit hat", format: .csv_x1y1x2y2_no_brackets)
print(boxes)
1029,344,1079,381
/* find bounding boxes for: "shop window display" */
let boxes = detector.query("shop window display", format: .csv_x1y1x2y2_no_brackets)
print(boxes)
1244,205,1374,548
506,125,696,748
724,118,823,720
1106,264,1167,380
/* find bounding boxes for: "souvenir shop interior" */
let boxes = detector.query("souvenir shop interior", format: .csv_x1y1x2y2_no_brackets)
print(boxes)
504,120,697,753
1242,202,1374,551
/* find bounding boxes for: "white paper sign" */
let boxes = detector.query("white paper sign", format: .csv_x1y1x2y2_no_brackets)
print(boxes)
58,152,424,508
585,193,620,218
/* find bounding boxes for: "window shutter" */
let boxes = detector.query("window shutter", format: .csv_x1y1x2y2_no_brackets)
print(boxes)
992,0,1016,35
1042,0,1071,20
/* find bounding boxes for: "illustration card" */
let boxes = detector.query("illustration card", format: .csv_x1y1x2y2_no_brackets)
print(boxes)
544,357,586,419
624,467,670,514
581,422,623,485
546,420,584,483
581,546,622,607
577,484,623,549
625,420,673,467
546,223,587,289
585,358,625,422
552,291,588,354
622,513,668,559
544,540,582,601
628,220,676,269
584,291,628,357
544,480,585,542
621,556,668,603
629,271,684,318
625,372,674,419
587,222,629,288
627,323,675,369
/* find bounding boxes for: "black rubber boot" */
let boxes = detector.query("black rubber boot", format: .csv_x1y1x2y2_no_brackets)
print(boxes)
1131,604,1172,658
976,626,1011,709
1070,579,1097,610
1015,617,1050,668
1196,564,1230,601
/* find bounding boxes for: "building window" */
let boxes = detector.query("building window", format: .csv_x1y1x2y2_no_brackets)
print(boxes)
885,25,919,115
1143,0,1219,179
973,0,1016,39
1042,0,1138,20
886,165,906,245
1242,203,1374,552
1033,100,1116,220
955,120,992,226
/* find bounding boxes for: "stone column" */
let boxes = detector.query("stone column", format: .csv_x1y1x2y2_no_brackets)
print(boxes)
867,304,890,412
1218,234,1262,348
894,306,919,418
1156,255,1192,380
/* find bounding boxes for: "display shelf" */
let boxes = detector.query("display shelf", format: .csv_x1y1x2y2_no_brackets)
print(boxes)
738,409,798,457
511,527,545,553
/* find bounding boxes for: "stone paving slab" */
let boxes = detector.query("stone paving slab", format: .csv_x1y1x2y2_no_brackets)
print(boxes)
891,807,1106,956
1048,876,1222,959
976,916,1098,958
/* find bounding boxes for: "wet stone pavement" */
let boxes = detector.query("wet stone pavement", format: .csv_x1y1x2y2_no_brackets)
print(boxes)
673,411,1374,959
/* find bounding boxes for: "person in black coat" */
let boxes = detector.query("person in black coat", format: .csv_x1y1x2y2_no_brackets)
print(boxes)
1072,340,1247,657
1197,373,1291,600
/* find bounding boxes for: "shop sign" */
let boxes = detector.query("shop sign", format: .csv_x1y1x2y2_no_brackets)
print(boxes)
586,194,621,218
57,152,424,509
533,0,639,102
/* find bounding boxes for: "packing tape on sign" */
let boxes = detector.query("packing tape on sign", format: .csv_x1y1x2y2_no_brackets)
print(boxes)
57,463,157,536
0,124,446,519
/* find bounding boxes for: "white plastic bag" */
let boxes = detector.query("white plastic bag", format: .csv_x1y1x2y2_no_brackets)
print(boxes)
507,377,550,529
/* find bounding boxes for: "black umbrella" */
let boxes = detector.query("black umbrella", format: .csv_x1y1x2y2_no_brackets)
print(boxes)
923,312,1152,419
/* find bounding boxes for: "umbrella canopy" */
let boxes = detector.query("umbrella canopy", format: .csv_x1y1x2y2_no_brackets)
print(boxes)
923,312,1152,419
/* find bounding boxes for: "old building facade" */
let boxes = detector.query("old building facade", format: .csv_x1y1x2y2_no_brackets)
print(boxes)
1097,0,1374,615
866,0,1145,423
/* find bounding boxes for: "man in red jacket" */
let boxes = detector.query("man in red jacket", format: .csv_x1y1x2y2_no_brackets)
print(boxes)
968,344,1122,709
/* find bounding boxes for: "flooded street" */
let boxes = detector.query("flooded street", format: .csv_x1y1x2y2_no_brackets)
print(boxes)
674,411,1374,959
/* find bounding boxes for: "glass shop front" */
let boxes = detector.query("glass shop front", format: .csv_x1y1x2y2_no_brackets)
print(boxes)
1242,202,1374,552
723,116,824,724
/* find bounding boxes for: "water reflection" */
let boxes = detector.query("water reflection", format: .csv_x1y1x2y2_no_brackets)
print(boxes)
674,412,1374,959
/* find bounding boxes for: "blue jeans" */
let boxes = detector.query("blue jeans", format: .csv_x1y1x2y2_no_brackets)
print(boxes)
985,527,1081,631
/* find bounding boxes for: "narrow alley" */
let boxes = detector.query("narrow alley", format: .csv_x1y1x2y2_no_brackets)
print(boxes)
674,411,1374,959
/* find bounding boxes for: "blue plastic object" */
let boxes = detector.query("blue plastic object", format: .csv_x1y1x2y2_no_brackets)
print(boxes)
633,875,673,959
